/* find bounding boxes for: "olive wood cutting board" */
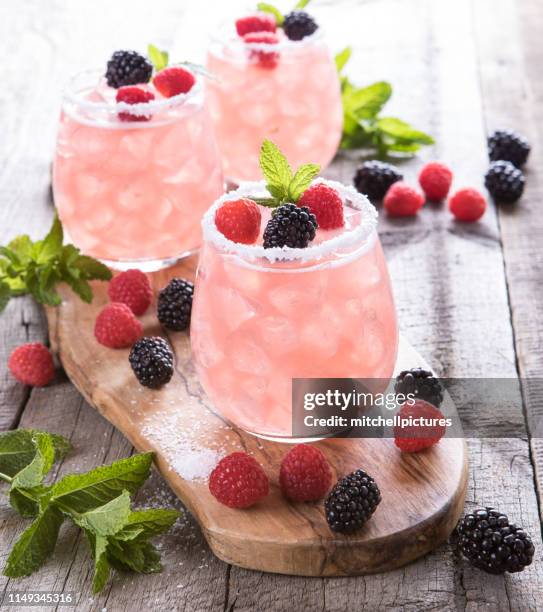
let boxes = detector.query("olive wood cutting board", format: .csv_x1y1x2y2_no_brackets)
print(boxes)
46,255,468,576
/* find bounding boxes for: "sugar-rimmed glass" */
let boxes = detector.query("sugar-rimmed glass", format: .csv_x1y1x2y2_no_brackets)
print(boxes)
206,25,343,183
191,180,398,440
53,70,224,271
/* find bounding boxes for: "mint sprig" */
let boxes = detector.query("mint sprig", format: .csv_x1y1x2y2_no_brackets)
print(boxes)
257,139,320,207
257,0,312,25
0,429,180,593
335,47,434,157
0,216,111,313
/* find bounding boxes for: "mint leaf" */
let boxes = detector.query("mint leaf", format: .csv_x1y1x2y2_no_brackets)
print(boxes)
257,2,284,25
7,235,33,265
11,433,55,490
0,246,22,267
107,539,162,573
0,430,70,479
64,274,93,303
37,216,63,263
10,485,50,519
3,506,64,577
115,508,179,540
347,82,392,119
335,47,351,73
377,117,434,144
148,44,169,71
0,281,10,311
260,140,292,202
70,254,112,280
74,491,131,537
294,0,311,8
288,163,320,202
92,535,111,594
49,453,153,514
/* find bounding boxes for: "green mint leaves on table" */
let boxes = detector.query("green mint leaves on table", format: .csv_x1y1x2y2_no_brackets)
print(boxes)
0,215,111,313
0,429,180,593
253,139,320,207
335,47,434,157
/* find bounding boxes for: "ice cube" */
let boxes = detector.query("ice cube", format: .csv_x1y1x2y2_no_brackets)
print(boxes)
162,157,206,185
252,316,298,355
192,323,224,369
269,275,327,317
75,173,103,199
300,319,340,359
230,336,271,375
213,286,258,331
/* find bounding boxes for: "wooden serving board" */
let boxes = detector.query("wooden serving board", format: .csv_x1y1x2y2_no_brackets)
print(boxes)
46,255,468,576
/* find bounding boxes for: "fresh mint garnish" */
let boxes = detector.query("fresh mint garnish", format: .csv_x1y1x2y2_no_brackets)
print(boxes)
336,48,434,157
148,44,169,72
257,2,285,25
294,0,312,8
0,215,112,313
0,429,180,594
257,139,320,207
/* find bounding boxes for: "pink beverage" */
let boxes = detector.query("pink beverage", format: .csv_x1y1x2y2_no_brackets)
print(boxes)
53,71,224,270
191,180,398,440
206,26,343,183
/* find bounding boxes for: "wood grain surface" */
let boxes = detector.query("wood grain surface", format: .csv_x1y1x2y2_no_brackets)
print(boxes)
1,0,543,610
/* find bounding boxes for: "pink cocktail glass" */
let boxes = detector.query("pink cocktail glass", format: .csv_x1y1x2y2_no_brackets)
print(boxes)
53,71,224,270
191,180,398,440
206,28,343,183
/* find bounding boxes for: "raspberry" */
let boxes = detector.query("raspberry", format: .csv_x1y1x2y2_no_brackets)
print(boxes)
94,302,143,349
105,50,153,88
116,86,155,122
235,13,277,36
153,66,195,98
449,188,487,222
8,343,55,387
279,444,332,502
108,269,152,316
209,452,269,508
298,184,344,230
393,399,447,453
215,198,262,244
418,162,453,201
243,32,279,69
384,182,425,216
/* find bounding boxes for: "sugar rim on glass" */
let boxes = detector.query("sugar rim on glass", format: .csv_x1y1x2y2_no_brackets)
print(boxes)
201,179,378,263
63,69,203,117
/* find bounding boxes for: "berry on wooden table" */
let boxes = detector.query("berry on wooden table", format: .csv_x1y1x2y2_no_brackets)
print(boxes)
487,129,530,167
157,278,194,331
105,50,153,88
94,302,143,349
209,452,269,508
298,183,344,230
394,368,444,408
8,343,55,387
353,161,403,202
279,444,332,502
215,198,262,244
383,182,425,216
108,269,152,316
418,162,453,201
448,188,487,222
393,399,446,453
484,161,525,203
129,336,174,389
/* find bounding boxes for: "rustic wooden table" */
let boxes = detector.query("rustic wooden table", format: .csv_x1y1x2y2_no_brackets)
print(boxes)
1,0,542,610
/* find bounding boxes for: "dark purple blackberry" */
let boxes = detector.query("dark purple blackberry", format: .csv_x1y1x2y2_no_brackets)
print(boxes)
354,161,403,202
394,368,444,408
484,161,525,203
263,204,317,249
282,11,318,41
129,337,174,389
105,50,153,88
455,508,535,574
157,278,193,331
325,469,381,533
488,130,530,167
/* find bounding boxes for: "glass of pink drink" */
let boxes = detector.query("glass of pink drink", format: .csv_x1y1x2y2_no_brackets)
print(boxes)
206,24,343,183
53,70,224,270
191,180,398,441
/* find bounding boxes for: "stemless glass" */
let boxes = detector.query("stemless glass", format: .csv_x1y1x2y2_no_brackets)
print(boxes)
191,180,398,441
206,27,343,183
53,71,224,271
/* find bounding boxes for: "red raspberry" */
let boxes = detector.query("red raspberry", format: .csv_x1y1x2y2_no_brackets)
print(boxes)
153,66,195,98
8,343,55,387
235,13,277,36
394,399,447,453
209,452,269,508
108,269,152,316
418,162,453,201
116,86,155,122
448,188,487,222
384,182,425,217
94,302,143,349
215,198,261,244
243,32,280,69
279,444,332,502
298,184,344,230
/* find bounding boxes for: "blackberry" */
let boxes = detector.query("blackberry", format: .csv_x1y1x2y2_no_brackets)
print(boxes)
129,337,174,389
157,278,194,331
105,50,153,88
455,508,535,574
263,204,317,249
354,161,403,202
283,11,318,41
325,469,381,533
394,368,444,408
488,129,530,167
484,161,525,203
